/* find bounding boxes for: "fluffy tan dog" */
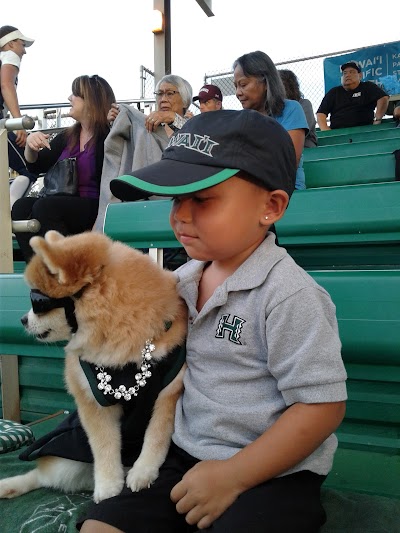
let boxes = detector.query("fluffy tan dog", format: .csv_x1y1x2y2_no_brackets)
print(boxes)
0,230,187,503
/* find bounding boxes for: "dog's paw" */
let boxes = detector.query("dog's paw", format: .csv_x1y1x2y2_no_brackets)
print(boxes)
126,462,159,492
93,477,125,503
0,478,25,499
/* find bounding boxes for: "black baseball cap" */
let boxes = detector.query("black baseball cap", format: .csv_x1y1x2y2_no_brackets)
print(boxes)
341,61,361,73
110,109,297,201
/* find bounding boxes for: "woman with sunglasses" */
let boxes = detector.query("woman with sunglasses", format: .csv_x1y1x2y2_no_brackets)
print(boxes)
12,74,115,262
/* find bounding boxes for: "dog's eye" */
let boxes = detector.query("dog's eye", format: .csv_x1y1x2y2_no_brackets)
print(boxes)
30,290,64,314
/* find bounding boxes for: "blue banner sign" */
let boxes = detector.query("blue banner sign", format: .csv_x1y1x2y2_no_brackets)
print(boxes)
323,42,400,96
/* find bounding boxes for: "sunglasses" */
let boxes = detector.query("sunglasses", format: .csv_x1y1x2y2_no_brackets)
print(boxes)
30,289,72,314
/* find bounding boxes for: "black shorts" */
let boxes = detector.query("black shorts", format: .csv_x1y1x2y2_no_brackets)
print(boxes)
77,444,326,533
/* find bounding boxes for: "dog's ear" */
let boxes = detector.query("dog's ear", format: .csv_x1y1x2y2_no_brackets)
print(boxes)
44,230,64,244
29,232,67,281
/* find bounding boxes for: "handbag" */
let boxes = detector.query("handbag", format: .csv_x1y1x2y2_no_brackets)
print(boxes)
39,157,78,197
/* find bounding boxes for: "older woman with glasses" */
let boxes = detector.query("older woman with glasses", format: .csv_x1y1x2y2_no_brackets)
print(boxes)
107,74,192,138
145,74,193,136
95,75,193,233
12,74,116,262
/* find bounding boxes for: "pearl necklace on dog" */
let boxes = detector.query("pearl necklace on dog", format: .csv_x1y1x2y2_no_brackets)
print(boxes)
95,339,155,401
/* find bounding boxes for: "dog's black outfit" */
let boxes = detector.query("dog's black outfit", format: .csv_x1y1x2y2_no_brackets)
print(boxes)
19,344,186,466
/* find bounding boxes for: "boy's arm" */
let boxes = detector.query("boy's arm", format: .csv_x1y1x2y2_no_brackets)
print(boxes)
171,400,346,529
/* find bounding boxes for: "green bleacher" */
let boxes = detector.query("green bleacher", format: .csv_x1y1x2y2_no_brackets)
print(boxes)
303,121,400,188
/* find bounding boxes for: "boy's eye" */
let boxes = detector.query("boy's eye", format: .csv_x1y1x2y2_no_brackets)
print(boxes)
192,195,208,203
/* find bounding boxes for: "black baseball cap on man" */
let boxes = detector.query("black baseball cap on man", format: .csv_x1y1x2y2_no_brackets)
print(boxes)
341,60,361,73
110,109,297,202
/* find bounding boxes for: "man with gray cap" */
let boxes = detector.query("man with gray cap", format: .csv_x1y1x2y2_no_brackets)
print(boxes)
0,25,37,204
316,60,389,130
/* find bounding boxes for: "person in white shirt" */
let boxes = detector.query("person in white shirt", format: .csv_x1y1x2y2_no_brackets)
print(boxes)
0,25,37,205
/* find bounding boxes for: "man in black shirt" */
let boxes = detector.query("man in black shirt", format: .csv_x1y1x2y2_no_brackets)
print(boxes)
317,60,389,130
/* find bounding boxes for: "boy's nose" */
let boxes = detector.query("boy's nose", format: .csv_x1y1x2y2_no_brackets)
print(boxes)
173,199,192,221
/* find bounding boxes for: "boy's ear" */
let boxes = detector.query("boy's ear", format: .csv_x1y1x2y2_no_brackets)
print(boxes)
261,189,289,226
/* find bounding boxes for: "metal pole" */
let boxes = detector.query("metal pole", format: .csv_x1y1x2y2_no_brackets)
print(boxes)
164,0,171,75
0,127,13,274
0,115,35,422
0,116,36,273
153,0,166,84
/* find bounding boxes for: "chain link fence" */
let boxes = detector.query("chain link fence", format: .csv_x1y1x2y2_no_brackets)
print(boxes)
141,43,398,119
140,65,156,100
204,55,326,116
139,51,357,118
17,42,398,133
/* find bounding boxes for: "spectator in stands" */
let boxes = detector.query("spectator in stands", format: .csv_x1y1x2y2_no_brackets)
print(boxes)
148,75,193,135
11,74,115,262
192,84,223,113
393,102,400,127
279,69,317,148
233,51,308,190
0,25,38,205
316,61,389,130
107,74,192,138
95,74,193,233
79,109,347,533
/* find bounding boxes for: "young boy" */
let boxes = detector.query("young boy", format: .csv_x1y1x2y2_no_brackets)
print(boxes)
80,109,347,532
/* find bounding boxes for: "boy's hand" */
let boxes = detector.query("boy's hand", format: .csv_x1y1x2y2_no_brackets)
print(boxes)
170,459,243,529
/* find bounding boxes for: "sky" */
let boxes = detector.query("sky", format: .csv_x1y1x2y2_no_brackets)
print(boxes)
9,0,400,107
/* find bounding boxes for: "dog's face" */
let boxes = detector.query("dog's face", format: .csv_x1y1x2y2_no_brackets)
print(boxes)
21,230,110,345
21,306,73,343
21,229,187,368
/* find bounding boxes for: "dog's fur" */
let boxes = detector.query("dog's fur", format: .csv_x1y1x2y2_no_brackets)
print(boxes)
0,230,187,503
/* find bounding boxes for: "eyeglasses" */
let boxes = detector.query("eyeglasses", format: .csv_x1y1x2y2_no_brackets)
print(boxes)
154,90,180,100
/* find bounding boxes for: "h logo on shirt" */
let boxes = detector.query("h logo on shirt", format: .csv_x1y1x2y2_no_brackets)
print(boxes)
215,314,246,345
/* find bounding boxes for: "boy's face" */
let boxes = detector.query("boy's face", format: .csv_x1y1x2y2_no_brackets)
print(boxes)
169,176,288,265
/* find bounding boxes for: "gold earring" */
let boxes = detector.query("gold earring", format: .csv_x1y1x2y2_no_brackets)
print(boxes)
265,216,269,220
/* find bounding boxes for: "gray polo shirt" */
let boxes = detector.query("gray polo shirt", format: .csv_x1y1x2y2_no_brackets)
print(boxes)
172,234,347,476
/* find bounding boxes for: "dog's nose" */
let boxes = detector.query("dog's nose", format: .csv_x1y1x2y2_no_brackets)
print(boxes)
21,315,28,327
